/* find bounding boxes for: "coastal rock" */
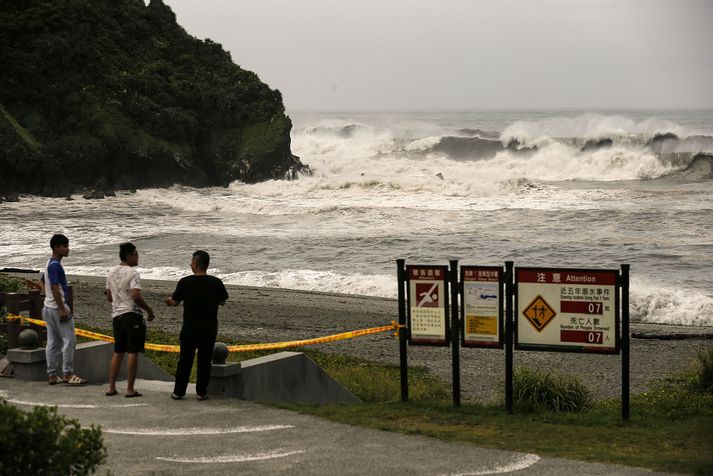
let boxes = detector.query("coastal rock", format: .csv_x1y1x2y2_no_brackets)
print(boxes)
2,193,19,202
82,189,105,200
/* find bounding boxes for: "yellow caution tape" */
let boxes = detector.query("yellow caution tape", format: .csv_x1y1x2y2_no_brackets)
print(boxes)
4,313,405,353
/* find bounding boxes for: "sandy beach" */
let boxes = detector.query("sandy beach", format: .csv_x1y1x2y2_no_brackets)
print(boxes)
8,272,713,403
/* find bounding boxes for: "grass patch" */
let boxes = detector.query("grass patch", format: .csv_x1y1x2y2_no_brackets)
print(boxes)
279,375,713,474
692,347,713,395
512,367,592,413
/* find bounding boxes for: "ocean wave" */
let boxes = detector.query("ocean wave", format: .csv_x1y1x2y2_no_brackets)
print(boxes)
657,153,713,181
456,128,500,140
500,114,687,147
631,276,713,327
301,123,366,137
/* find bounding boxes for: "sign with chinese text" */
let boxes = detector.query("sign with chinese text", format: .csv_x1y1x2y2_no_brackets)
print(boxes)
406,265,449,346
461,266,503,348
515,268,619,354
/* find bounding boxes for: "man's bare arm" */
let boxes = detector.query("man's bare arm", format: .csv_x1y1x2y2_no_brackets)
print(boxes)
131,288,155,321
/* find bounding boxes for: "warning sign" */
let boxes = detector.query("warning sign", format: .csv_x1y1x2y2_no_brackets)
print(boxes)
406,265,449,346
516,267,620,354
415,283,440,307
461,266,502,348
522,295,556,332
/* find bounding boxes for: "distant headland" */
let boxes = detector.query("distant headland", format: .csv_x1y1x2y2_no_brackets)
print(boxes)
0,0,308,199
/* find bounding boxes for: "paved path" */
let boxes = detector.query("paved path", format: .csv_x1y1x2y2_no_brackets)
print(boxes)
0,379,676,475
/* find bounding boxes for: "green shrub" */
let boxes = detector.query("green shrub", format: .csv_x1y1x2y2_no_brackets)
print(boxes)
692,346,713,395
513,367,592,413
0,274,21,292
0,401,106,475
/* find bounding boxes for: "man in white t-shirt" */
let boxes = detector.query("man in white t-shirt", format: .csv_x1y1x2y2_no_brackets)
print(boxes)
105,242,155,398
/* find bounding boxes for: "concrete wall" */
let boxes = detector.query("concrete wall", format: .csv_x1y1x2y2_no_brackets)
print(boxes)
9,344,360,405
7,341,173,383
209,352,361,404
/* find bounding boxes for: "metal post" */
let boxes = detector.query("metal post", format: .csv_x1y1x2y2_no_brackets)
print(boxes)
505,261,514,414
397,259,409,402
621,264,630,421
450,259,460,408
28,289,45,346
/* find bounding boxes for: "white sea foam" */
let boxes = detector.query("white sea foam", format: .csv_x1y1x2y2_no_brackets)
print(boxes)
631,276,713,327
62,265,398,298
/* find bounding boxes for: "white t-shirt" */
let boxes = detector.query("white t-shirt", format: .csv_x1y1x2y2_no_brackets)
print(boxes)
106,265,142,318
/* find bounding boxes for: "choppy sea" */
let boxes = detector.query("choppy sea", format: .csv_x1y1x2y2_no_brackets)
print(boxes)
2,109,712,326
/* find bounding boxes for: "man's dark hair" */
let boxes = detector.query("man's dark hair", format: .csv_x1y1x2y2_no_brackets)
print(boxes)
49,234,69,250
119,242,136,261
192,250,210,271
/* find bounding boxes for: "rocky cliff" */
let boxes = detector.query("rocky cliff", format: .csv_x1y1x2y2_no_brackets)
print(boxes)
0,0,306,198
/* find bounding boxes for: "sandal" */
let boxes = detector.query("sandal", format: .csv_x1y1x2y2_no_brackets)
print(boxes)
63,375,88,386
48,376,63,385
105,389,118,396
125,391,142,398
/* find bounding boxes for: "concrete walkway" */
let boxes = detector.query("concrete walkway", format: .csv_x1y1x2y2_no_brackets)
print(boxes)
0,379,676,476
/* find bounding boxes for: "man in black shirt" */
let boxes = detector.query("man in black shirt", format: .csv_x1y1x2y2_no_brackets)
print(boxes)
165,250,229,400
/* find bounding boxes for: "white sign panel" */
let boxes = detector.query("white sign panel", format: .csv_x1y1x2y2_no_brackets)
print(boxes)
516,268,619,353
461,266,502,348
407,265,449,346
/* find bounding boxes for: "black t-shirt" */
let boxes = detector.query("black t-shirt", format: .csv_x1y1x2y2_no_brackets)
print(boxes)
171,275,229,333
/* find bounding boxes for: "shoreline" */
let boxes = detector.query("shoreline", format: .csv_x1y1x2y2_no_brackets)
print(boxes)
4,271,713,403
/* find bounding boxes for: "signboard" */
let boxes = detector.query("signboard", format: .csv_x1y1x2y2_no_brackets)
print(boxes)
515,267,620,354
406,265,449,346
461,266,503,348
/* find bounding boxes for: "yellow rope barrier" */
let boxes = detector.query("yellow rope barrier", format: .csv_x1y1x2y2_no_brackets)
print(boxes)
4,313,404,353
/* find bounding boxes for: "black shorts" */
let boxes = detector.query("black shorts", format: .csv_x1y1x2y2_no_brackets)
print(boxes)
112,312,146,353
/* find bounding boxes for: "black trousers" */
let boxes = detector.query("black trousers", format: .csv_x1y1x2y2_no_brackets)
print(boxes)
173,330,216,397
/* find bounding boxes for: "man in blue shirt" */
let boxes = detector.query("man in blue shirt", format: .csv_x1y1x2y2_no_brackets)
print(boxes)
43,234,86,385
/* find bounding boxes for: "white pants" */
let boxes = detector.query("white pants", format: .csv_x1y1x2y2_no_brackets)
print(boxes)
43,306,76,377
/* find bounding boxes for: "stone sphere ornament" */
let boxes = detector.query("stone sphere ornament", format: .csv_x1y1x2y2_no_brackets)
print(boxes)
18,329,40,349
212,342,229,364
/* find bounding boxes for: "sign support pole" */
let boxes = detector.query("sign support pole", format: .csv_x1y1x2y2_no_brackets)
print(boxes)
449,259,461,408
621,263,630,421
505,261,514,414
396,259,409,402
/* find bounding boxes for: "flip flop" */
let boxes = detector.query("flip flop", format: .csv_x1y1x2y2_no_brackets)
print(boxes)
63,375,88,386
125,391,142,398
105,390,118,396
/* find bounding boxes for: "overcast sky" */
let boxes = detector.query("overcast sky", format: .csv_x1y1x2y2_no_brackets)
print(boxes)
162,0,713,111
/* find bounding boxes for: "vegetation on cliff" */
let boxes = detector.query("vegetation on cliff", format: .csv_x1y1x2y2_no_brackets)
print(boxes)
0,0,305,197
